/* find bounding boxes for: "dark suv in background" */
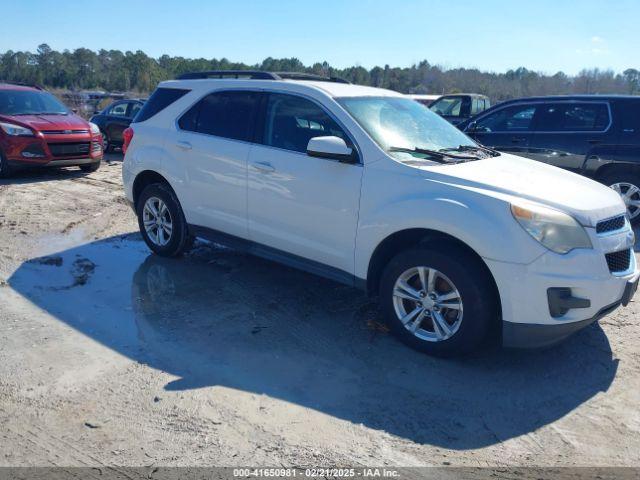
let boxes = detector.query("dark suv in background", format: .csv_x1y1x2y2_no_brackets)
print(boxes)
90,99,144,152
429,93,490,125
460,96,640,223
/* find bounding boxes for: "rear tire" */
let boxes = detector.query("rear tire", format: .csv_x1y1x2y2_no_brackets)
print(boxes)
80,161,100,173
599,169,640,226
137,183,194,257
379,243,498,357
0,151,12,178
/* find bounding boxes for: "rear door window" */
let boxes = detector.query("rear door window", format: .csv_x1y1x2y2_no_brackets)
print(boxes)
536,103,610,132
179,91,260,142
128,102,143,118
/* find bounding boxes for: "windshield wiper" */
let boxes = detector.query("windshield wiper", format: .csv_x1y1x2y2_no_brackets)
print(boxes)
439,144,500,157
388,146,478,164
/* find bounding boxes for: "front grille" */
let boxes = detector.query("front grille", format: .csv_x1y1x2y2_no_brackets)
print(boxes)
596,215,626,234
47,142,91,157
605,249,632,273
41,129,89,134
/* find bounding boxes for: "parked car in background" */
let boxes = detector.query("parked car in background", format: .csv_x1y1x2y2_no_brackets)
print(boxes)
122,71,638,357
407,94,441,106
430,93,490,125
0,82,103,177
460,95,640,224
90,99,144,152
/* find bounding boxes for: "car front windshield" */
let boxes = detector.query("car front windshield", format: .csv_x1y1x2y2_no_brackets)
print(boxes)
337,96,476,159
0,90,69,115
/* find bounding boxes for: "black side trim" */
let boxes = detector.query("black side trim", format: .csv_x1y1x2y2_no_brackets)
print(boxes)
503,301,621,349
190,225,365,289
547,287,591,318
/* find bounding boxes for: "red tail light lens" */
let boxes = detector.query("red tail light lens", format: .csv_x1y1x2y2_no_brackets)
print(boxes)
122,127,134,153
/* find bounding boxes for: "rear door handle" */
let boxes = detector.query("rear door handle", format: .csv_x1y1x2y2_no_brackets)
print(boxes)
176,141,192,150
251,161,275,173
588,139,602,145
511,137,525,143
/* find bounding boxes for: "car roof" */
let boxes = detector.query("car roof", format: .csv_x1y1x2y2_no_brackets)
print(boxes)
436,93,488,98
158,78,403,99
499,94,640,103
0,83,41,92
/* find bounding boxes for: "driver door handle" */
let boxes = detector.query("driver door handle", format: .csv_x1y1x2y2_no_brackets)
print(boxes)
251,161,275,173
176,141,192,150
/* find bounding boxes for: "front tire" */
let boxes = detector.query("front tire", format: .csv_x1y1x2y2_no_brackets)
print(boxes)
379,243,498,357
80,161,100,173
600,170,640,225
102,132,113,153
137,183,194,257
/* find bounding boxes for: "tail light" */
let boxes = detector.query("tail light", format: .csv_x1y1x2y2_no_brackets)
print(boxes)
122,127,134,153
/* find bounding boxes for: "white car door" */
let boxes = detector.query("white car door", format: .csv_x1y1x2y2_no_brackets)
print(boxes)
166,90,260,239
247,93,363,277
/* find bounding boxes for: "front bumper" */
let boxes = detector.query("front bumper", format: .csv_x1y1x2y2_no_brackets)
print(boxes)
2,132,103,167
503,300,621,348
485,225,639,348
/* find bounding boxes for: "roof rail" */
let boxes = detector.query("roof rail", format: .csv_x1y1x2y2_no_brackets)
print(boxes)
175,70,351,84
274,72,351,84
176,71,279,80
0,80,44,90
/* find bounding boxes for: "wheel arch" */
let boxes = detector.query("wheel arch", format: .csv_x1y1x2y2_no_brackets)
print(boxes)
132,170,175,210
365,228,501,307
593,161,640,183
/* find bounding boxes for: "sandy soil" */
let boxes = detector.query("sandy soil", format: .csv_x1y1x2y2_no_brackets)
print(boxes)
0,155,639,471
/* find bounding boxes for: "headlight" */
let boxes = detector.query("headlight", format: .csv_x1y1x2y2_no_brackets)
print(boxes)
89,122,101,135
0,122,33,136
511,201,592,254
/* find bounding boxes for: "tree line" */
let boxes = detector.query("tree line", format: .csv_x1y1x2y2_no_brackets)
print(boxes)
1,44,639,101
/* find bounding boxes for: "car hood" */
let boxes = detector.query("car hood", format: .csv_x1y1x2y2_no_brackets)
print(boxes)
416,153,625,227
0,113,90,131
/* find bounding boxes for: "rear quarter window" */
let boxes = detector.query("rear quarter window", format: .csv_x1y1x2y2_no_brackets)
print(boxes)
133,87,190,123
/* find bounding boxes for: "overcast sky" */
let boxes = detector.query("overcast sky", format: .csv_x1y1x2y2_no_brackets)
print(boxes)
1,0,637,75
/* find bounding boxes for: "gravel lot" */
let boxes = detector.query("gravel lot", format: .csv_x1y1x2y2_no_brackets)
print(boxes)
0,155,639,470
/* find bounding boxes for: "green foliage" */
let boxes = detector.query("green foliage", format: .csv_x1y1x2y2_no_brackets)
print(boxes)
1,44,637,99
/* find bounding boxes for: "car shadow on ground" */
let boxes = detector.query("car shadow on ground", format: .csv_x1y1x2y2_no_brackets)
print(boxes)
8,235,619,449
0,167,93,186
0,153,123,186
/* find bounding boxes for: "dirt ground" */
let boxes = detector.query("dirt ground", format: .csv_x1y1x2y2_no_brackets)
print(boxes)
0,154,639,471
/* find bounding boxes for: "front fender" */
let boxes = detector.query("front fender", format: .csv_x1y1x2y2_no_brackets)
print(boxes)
354,183,547,280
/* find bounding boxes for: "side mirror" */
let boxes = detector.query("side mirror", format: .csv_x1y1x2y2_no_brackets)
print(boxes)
307,136,357,163
71,108,78,114
93,110,100,115
466,121,478,133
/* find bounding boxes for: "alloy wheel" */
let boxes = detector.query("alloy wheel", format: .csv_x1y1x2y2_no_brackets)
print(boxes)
392,266,463,342
142,197,173,247
610,182,640,220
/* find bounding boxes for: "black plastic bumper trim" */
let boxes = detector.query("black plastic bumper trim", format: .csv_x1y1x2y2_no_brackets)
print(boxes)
547,287,591,318
503,301,621,349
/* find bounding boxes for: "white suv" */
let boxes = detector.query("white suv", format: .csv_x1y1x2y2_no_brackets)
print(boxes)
122,71,639,356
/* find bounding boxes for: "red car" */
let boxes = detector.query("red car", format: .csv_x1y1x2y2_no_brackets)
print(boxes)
0,82,103,178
